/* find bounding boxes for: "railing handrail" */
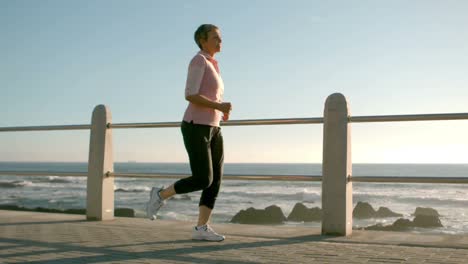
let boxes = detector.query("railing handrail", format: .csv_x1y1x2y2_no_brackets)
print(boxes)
1,112,468,132
350,176,468,184
109,172,322,182
0,170,321,181
0,171,88,177
0,124,91,132
109,117,324,129
2,170,468,184
350,113,468,123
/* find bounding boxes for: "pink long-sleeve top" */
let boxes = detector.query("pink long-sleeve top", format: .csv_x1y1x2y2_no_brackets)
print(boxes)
183,51,224,127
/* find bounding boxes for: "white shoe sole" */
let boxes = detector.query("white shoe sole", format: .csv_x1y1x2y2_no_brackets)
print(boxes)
192,237,225,242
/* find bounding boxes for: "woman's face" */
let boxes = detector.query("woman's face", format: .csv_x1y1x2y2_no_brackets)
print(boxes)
201,29,222,54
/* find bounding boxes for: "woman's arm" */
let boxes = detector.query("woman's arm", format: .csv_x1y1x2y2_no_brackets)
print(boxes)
186,94,232,114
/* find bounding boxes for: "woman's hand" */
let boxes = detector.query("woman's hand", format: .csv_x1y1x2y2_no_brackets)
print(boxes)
218,102,232,114
222,113,230,121
219,102,231,122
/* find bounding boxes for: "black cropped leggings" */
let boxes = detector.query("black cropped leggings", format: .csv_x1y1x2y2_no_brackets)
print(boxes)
174,121,224,209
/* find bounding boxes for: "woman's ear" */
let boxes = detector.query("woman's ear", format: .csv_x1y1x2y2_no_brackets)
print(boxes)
199,38,206,49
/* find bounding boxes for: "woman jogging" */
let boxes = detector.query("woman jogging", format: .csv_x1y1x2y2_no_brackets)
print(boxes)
146,24,232,242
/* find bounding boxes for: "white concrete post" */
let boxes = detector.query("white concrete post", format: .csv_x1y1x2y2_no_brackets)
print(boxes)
87,105,114,221
321,93,353,236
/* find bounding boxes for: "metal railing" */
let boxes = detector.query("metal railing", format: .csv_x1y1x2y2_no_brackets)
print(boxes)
1,93,467,235
2,113,467,131
3,112,467,132
350,176,468,184
0,124,91,132
2,169,468,184
0,171,87,177
109,117,324,129
2,170,468,184
350,113,468,123
1,113,467,183
109,172,321,182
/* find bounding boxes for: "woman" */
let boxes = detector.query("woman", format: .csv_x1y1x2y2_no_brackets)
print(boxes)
146,24,232,242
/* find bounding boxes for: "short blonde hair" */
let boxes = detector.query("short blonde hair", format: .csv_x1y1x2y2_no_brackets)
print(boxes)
194,24,219,49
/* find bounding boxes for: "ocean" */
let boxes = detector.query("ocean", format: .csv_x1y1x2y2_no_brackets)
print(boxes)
0,162,467,234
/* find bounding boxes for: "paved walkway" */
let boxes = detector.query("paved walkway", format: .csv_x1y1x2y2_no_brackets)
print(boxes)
1,210,468,263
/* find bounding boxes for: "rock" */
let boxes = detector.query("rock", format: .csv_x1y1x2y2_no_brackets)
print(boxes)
0,181,28,188
364,223,391,231
413,207,440,217
34,207,63,214
353,202,403,219
64,208,86,215
231,205,286,224
287,203,322,222
391,218,414,230
0,205,67,214
0,204,24,211
0,204,134,217
264,205,286,223
362,223,382,230
353,202,376,219
115,208,135,217
364,215,443,231
375,207,403,218
413,215,443,228
365,218,413,231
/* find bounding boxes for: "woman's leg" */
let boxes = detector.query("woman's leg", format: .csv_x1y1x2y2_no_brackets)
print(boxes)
191,127,226,241
155,122,213,201
197,127,224,225
159,184,176,200
147,122,216,221
197,206,212,226
174,122,214,194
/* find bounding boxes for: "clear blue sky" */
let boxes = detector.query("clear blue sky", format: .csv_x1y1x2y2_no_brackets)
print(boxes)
1,0,467,163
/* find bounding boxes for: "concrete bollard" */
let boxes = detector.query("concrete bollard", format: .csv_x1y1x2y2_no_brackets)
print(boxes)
321,93,353,236
86,105,114,221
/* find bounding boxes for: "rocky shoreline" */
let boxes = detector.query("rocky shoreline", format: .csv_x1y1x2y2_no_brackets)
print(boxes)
231,201,443,231
1,201,444,231
0,204,136,217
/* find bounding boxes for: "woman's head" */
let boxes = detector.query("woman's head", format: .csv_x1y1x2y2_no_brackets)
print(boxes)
194,24,222,55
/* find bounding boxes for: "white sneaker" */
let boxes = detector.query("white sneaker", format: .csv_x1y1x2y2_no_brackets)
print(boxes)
146,186,165,220
192,225,225,242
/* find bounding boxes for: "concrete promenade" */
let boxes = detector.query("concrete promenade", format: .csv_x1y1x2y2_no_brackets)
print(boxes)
1,210,468,264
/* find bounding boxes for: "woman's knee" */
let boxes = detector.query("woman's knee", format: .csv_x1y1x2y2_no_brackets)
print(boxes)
197,175,213,189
